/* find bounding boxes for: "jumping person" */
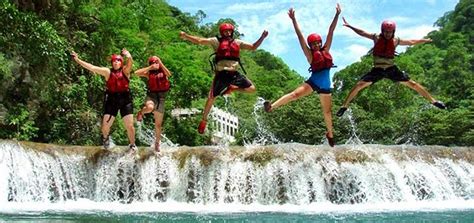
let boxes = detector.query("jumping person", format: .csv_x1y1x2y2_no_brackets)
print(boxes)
71,49,137,151
180,23,268,134
135,55,172,153
264,4,341,147
335,18,446,117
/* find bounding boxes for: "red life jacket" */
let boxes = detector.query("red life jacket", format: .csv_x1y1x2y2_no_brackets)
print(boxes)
310,49,333,72
215,37,240,62
106,69,129,93
148,68,170,92
373,36,396,58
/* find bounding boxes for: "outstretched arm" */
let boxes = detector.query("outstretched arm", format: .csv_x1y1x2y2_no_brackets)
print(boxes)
241,30,269,50
323,3,341,52
288,8,312,64
179,31,213,45
121,48,133,76
71,51,110,78
342,17,373,40
398,38,432,46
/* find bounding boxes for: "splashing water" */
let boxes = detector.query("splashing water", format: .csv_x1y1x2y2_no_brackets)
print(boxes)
136,122,178,149
342,108,363,146
244,97,280,148
395,103,432,146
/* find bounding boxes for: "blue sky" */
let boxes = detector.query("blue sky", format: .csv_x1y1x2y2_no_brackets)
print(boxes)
167,0,459,78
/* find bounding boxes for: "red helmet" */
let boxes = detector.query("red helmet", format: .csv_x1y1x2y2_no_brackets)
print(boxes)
381,20,396,32
307,33,322,45
219,23,235,36
110,54,123,65
148,56,159,65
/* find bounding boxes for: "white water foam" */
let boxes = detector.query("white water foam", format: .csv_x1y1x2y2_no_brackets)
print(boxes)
0,199,473,214
244,97,280,148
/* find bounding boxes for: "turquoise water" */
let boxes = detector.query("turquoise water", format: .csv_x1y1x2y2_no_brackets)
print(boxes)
1,210,473,222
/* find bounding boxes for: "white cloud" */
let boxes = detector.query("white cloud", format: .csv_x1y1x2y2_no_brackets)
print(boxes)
221,2,276,14
385,16,410,24
331,44,370,69
397,24,438,39
238,8,293,54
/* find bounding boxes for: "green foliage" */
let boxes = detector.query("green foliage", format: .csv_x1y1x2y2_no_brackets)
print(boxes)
5,105,39,140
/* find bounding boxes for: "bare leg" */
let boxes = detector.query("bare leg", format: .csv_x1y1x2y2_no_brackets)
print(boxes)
240,84,256,93
399,80,436,103
153,111,164,147
319,94,333,138
101,115,115,138
341,81,372,108
240,79,256,93
202,90,217,121
270,83,313,111
140,100,155,115
122,114,135,145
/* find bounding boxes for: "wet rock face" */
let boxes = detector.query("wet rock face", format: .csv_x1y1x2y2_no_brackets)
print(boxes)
0,140,473,204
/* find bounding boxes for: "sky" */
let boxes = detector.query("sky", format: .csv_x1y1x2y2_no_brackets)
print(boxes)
167,0,459,78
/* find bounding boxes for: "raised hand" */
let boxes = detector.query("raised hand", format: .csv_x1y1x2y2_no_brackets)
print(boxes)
342,17,350,27
70,51,78,60
261,30,269,38
179,31,187,39
336,3,341,15
121,48,131,58
150,63,160,70
288,8,296,20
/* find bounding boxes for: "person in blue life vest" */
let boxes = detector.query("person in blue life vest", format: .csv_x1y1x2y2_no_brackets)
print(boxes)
135,56,172,153
335,18,447,117
179,24,268,134
264,4,342,147
71,49,137,152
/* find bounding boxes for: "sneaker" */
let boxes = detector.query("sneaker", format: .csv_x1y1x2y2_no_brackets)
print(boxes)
263,101,272,113
326,133,335,147
198,120,207,134
137,111,144,122
336,107,347,117
433,101,447,109
102,135,110,150
129,144,138,152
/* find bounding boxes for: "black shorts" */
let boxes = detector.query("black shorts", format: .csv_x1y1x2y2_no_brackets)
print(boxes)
103,91,133,117
211,70,252,97
360,66,410,84
146,91,167,113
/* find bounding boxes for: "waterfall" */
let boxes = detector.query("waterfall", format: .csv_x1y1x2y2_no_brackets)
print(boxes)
0,140,472,206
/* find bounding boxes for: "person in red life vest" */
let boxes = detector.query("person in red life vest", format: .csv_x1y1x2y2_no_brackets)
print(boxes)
71,49,137,152
263,4,341,147
134,55,172,153
335,18,447,117
179,23,268,134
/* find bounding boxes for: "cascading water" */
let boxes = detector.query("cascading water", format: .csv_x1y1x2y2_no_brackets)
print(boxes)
1,140,472,208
